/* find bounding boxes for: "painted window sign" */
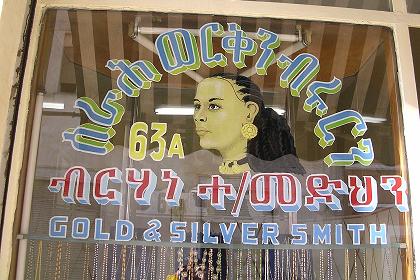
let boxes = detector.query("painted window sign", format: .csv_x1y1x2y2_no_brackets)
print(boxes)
62,22,373,168
27,10,411,280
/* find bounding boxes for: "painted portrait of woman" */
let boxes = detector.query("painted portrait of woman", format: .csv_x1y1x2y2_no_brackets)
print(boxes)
193,73,305,175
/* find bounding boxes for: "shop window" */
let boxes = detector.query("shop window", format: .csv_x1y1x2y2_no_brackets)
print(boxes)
22,9,412,279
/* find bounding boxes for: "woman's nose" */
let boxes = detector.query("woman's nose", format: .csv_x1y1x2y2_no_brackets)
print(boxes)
194,109,207,122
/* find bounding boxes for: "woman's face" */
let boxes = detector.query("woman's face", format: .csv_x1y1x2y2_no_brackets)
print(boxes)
193,78,250,155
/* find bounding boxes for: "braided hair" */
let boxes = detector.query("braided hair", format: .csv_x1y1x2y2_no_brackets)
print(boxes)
209,73,300,164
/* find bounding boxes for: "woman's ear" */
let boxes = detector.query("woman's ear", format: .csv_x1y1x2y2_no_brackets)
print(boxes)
245,101,260,122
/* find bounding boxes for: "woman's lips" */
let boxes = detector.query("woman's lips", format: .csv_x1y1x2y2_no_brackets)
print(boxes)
195,129,210,136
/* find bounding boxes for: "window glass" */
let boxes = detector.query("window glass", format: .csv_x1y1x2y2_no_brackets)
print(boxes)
243,0,390,11
410,27,420,110
24,9,412,279
407,0,420,13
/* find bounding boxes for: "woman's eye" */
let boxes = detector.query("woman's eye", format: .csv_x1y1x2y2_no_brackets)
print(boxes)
194,103,201,110
208,104,221,110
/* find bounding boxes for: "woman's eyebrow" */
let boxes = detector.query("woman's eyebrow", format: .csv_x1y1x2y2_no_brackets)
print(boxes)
209,98,224,102
193,98,200,102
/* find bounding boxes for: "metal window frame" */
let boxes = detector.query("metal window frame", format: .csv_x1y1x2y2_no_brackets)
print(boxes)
2,0,420,279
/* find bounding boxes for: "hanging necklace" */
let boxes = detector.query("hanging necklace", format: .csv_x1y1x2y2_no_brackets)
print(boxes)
93,243,99,279
169,247,175,276
161,246,167,280
196,248,207,279
101,244,109,280
54,241,63,280
34,240,43,280
26,240,35,280
187,248,194,280
208,248,214,280
178,247,186,279
216,249,222,280
363,249,367,280
354,249,358,280
219,157,248,174
327,249,333,280
344,249,349,280
111,244,117,280
45,241,53,279
140,246,147,279
237,249,242,280
150,246,156,280
82,243,89,280
130,245,136,280
64,242,71,280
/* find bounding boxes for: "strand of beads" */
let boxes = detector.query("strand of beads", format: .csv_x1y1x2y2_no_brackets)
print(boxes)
363,249,367,280
121,245,127,280
54,241,62,280
130,245,136,280
216,249,222,280
34,240,43,280
101,244,109,280
344,249,349,280
208,248,214,280
327,249,333,280
26,240,35,280
64,242,71,280
354,249,358,280
140,246,147,279
169,247,174,276
178,247,185,279
237,249,242,280
93,243,99,279
45,241,53,279
150,246,156,280
110,244,117,280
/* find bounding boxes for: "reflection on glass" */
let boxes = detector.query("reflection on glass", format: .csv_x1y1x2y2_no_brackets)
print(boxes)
23,9,412,280
410,28,420,112
242,0,390,11
407,0,420,13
